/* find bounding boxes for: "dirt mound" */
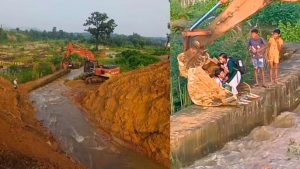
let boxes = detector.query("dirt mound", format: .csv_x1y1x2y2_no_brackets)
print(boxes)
82,61,170,167
0,77,84,169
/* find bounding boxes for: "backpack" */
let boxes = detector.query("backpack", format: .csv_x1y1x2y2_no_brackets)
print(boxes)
229,57,246,75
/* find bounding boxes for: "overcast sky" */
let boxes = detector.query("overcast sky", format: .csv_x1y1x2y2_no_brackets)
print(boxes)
0,0,170,37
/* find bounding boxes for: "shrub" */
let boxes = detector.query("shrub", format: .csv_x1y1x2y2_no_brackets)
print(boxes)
51,55,62,67
278,20,300,42
115,50,159,71
32,62,53,79
251,2,300,26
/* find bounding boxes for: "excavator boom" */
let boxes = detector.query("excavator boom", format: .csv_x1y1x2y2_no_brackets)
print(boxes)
183,0,300,50
65,43,96,62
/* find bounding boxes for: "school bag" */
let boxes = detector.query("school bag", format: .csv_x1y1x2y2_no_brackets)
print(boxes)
229,57,246,75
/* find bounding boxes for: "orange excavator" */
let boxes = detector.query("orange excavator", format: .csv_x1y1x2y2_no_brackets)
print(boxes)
177,0,300,106
62,43,120,84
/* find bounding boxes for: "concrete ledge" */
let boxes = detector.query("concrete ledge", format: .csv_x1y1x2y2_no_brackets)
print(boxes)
20,69,69,92
171,51,300,166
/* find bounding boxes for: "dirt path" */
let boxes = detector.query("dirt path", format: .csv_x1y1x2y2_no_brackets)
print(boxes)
29,68,165,169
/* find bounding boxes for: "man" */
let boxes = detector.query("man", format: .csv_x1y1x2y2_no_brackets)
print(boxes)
13,78,18,89
248,28,266,87
218,53,241,97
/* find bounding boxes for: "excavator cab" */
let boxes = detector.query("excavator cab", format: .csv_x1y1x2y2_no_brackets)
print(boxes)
83,59,96,74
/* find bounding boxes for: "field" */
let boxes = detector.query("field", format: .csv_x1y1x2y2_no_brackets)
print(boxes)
170,0,300,113
0,38,168,84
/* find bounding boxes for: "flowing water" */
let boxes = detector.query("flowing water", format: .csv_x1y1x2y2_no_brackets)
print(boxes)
185,107,300,169
30,68,165,169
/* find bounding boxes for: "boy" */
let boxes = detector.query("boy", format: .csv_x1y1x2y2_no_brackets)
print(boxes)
248,28,266,87
267,29,284,84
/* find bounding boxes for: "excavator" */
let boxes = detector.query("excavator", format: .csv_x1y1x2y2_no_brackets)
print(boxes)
177,0,300,106
62,43,120,84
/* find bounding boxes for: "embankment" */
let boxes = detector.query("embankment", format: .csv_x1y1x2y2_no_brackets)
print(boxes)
0,75,84,169
81,61,170,167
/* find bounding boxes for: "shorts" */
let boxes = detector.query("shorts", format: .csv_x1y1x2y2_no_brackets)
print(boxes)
252,58,264,69
268,54,280,64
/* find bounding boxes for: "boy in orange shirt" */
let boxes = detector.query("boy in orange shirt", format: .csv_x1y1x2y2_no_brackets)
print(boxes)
268,29,284,84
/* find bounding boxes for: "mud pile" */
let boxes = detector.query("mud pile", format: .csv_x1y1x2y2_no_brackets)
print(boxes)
82,61,170,167
0,77,84,169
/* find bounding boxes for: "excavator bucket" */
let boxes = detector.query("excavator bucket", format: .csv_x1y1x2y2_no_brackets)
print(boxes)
182,0,227,51
177,43,236,107
176,0,241,107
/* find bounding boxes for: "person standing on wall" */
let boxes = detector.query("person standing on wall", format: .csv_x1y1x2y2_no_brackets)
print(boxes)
267,29,284,84
248,28,267,87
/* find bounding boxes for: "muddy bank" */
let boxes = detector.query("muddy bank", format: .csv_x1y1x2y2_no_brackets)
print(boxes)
68,61,170,167
0,77,84,169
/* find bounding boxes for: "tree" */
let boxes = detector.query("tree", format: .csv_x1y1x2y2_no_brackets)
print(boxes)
58,30,64,39
52,27,57,39
83,12,117,50
129,33,146,48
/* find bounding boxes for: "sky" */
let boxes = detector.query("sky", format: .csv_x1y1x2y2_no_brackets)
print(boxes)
0,0,170,37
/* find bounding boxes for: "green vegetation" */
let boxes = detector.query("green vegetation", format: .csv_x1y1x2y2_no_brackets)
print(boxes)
114,50,160,71
171,0,220,21
1,62,54,83
279,20,300,42
0,27,85,43
0,41,64,83
170,0,300,113
251,2,300,26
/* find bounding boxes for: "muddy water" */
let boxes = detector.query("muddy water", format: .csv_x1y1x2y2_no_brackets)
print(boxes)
30,69,165,169
185,108,300,169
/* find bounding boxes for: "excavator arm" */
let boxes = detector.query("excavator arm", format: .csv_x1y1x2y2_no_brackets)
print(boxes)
62,42,97,69
183,0,300,51
64,43,96,62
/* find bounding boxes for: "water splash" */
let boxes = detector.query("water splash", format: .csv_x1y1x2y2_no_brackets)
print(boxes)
185,112,300,169
71,126,85,143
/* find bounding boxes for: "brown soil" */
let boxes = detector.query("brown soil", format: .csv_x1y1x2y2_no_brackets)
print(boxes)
0,76,85,169
66,61,170,167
